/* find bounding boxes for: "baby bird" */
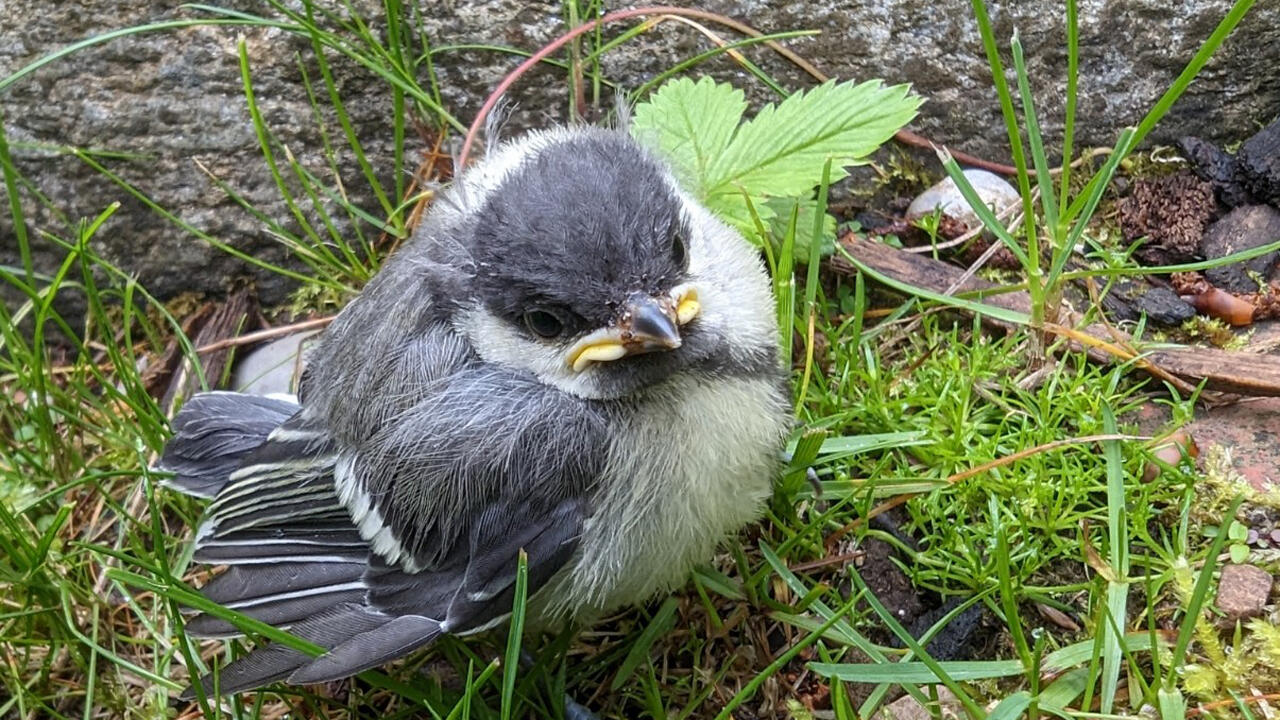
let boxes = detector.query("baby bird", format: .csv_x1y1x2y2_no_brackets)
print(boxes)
160,125,790,698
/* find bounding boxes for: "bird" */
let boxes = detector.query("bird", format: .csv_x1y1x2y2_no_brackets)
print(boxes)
158,124,791,700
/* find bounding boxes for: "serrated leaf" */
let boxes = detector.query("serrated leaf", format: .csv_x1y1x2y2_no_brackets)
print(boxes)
766,196,836,258
630,76,746,198
706,79,921,200
706,189,778,242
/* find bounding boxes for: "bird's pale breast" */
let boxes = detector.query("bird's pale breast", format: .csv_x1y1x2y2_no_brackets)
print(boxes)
536,372,790,621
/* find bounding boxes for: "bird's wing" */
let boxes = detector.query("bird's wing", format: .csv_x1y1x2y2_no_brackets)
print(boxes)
332,364,608,572
166,359,607,697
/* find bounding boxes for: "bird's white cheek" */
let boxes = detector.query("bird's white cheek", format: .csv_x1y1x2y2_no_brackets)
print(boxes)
454,307,613,399
680,200,780,355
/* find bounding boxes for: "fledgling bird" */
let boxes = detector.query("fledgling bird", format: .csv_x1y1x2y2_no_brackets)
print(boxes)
159,125,790,698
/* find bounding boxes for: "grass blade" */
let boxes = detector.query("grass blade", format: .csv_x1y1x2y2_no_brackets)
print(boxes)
501,551,529,720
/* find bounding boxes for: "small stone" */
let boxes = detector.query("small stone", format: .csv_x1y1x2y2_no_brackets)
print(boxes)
1237,118,1280,207
1270,529,1280,543
874,688,961,720
1216,563,1273,620
1180,136,1250,208
1102,280,1195,326
1200,205,1280,293
1132,286,1197,325
905,169,1022,233
231,331,320,397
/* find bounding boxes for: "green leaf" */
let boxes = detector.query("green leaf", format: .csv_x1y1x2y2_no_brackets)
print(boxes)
1157,686,1187,720
631,76,746,198
1228,520,1249,542
988,692,1031,720
711,190,779,240
1230,543,1250,564
1040,666,1091,712
692,565,746,601
500,550,529,720
611,597,679,691
706,79,920,200
810,632,1166,684
766,197,836,258
632,77,917,248
811,658,1024,683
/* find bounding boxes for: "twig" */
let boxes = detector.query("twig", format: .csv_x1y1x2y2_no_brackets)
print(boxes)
193,316,334,355
789,550,863,573
1188,693,1280,717
1042,322,1199,396
837,236,1280,397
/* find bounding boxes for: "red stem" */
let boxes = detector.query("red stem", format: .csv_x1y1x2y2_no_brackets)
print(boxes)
459,6,695,167
456,6,1020,177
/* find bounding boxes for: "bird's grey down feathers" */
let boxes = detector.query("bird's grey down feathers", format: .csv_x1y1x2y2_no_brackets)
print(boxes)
159,125,790,698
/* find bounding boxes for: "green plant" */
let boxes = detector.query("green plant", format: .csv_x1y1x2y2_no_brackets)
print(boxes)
796,0,1270,716
841,0,1262,365
631,75,920,257
4,0,1275,718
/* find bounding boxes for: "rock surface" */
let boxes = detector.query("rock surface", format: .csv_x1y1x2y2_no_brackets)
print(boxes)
2,0,1278,313
1201,205,1280,293
0,0,403,316
1216,563,1273,621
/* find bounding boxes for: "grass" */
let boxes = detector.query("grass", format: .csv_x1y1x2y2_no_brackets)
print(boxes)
2,1,1277,718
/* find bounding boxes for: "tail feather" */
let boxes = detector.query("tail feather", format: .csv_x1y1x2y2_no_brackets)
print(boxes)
199,563,366,607
186,561,369,638
185,586,368,638
158,392,300,498
288,615,443,684
179,603,389,699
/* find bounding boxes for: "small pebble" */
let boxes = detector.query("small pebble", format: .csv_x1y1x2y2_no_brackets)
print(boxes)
1216,563,1273,621
231,331,320,397
873,688,961,720
905,169,1021,233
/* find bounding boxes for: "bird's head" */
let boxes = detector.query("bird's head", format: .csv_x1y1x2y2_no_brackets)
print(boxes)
449,127,776,400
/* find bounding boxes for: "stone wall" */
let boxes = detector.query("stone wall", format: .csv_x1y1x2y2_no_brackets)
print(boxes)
1,0,1277,314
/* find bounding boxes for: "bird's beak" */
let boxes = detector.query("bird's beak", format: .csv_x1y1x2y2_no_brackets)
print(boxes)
569,285,700,372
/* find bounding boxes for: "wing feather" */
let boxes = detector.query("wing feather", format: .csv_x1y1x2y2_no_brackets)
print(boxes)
172,339,607,698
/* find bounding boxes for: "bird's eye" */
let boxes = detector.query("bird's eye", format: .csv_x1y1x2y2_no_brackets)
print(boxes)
523,309,565,338
671,230,687,267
